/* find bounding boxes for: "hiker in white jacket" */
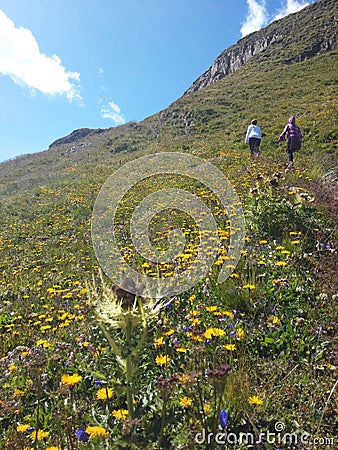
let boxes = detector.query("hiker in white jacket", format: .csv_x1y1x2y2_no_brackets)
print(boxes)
245,119,262,158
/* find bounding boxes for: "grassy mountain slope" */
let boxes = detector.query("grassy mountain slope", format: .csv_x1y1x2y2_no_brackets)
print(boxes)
0,1,337,449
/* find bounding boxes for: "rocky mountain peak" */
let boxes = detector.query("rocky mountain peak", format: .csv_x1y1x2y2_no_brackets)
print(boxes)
183,0,337,96
48,127,107,148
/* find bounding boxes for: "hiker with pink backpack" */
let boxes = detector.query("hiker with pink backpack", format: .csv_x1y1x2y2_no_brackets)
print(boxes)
277,116,302,167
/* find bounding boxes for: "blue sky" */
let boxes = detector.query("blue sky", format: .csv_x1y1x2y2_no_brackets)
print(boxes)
0,0,316,162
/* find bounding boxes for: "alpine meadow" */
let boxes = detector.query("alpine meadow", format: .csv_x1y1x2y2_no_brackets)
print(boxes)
0,0,337,449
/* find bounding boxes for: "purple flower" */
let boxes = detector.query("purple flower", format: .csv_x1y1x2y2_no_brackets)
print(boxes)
219,409,229,428
229,330,236,337
75,428,89,442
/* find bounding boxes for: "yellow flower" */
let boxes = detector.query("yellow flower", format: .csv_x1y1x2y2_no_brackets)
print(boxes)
180,396,193,407
30,429,50,441
223,344,236,351
236,328,245,340
96,388,113,400
37,339,51,348
206,305,218,312
61,373,82,386
46,447,61,450
154,336,165,347
230,273,240,278
85,425,109,438
276,261,288,267
242,284,255,290
155,354,171,366
203,402,212,414
275,245,285,250
259,240,268,244
164,329,174,336
248,395,264,405
14,389,25,397
9,364,18,374
291,240,300,244
17,424,30,432
176,347,187,353
267,315,281,327
112,409,128,420
215,259,224,266
204,327,225,339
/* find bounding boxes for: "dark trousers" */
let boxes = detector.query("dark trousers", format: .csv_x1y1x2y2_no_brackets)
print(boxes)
287,136,301,163
249,138,261,156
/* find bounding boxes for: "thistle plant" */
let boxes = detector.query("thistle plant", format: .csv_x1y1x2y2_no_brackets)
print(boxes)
86,270,168,418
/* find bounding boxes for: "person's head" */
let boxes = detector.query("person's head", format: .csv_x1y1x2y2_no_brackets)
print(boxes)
288,116,295,124
251,119,257,125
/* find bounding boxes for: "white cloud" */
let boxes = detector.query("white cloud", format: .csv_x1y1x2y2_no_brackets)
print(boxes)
240,0,268,37
273,0,312,21
240,0,315,37
100,99,126,125
0,10,81,101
